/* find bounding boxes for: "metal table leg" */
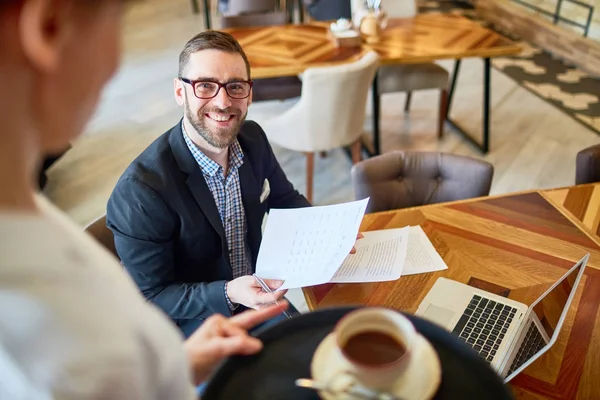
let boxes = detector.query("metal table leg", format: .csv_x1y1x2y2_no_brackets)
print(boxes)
482,57,491,153
446,59,461,118
445,58,491,154
371,73,380,156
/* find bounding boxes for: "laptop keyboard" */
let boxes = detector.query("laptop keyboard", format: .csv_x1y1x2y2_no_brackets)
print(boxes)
506,322,546,376
452,295,517,363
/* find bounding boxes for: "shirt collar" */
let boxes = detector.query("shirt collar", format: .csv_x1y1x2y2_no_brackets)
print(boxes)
182,121,244,177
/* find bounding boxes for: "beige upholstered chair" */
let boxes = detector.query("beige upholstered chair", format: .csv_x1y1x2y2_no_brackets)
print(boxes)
576,143,600,184
262,52,380,203
220,11,303,102
84,215,118,258
351,151,494,213
375,0,450,140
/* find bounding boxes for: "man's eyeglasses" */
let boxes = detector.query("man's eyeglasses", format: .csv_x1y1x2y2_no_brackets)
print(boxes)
179,78,253,100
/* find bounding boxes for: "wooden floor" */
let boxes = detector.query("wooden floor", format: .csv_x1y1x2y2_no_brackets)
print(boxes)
43,0,600,311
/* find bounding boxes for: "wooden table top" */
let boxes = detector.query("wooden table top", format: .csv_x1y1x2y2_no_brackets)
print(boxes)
303,183,600,399
223,14,522,78
542,183,600,245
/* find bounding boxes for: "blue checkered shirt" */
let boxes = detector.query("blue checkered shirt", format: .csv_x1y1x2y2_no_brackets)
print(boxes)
182,124,252,282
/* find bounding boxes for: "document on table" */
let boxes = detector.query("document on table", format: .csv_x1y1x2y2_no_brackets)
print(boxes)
255,198,369,290
330,227,410,283
403,226,448,275
255,199,447,289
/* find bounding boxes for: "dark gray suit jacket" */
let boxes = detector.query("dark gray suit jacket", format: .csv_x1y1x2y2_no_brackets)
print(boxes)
107,120,309,337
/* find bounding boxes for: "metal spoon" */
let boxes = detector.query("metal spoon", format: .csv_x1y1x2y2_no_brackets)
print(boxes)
295,378,403,400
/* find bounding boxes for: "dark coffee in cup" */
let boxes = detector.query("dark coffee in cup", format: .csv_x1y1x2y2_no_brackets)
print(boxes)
333,309,417,390
342,330,406,365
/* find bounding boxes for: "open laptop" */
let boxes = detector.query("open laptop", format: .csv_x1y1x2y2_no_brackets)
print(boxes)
416,254,589,382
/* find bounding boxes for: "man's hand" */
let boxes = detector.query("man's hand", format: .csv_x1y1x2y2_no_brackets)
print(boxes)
349,232,364,255
227,275,287,309
184,301,289,385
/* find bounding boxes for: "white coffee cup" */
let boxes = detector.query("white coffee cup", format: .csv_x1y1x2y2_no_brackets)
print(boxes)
332,308,417,391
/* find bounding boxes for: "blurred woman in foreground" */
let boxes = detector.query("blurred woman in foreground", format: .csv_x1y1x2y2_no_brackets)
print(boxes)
0,1,287,398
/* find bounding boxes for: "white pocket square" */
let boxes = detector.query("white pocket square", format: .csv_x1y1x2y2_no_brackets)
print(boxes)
260,179,270,203
261,212,269,234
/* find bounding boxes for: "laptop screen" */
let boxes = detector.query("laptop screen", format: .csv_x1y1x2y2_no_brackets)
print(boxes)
530,260,586,340
503,256,588,383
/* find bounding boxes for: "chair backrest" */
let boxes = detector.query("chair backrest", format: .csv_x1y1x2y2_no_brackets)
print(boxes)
220,10,286,28
575,144,600,184
351,151,494,213
225,0,278,15
84,215,118,258
381,0,417,18
284,51,379,152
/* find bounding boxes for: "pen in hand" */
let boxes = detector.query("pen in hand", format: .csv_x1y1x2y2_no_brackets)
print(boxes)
252,274,293,319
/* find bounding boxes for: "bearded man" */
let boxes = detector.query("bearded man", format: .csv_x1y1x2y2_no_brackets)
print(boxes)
107,31,311,337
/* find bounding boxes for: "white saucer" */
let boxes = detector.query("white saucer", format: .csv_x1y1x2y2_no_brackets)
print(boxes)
311,333,441,400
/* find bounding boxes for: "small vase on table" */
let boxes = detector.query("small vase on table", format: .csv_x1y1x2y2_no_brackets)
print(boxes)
359,0,387,44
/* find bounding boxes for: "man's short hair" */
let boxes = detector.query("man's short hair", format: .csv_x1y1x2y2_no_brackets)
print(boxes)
178,30,251,79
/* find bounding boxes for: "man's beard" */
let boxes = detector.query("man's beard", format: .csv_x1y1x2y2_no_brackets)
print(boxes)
184,93,246,149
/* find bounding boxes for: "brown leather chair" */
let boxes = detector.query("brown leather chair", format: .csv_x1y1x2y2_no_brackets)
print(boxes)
575,143,600,184
220,12,303,102
84,215,118,258
351,151,494,213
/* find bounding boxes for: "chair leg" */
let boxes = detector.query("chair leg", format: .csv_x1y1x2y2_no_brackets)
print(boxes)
404,91,412,113
438,89,448,139
351,140,362,165
305,152,314,204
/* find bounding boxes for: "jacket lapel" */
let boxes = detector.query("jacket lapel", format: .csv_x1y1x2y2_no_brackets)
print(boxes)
185,170,228,252
169,122,229,258
238,159,263,270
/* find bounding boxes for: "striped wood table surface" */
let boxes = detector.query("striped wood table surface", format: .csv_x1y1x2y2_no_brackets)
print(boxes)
223,14,522,78
303,183,600,399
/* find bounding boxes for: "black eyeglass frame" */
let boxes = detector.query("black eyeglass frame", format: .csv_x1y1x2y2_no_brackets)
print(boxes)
179,77,254,99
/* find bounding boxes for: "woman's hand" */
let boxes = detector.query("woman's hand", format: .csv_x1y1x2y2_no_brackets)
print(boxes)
184,301,289,385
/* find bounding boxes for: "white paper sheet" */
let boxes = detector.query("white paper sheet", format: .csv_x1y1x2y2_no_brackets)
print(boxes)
330,227,410,283
403,226,448,275
255,198,369,289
